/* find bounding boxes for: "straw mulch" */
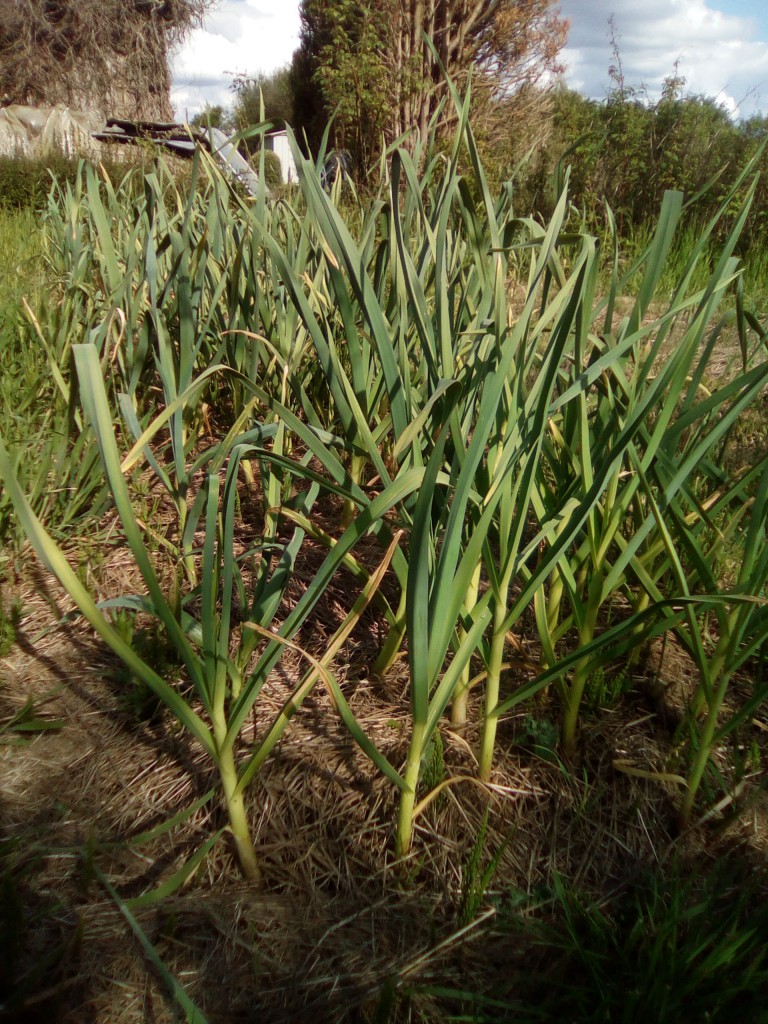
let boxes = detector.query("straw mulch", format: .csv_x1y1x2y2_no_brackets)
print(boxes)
1,523,766,1023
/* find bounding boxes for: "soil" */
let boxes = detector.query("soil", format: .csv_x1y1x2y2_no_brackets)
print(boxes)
2,531,767,1022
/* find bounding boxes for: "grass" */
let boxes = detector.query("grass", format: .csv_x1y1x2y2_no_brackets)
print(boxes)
0,106,767,1020
410,855,768,1024
0,208,44,548
0,207,43,386
0,206,108,549
529,858,768,1024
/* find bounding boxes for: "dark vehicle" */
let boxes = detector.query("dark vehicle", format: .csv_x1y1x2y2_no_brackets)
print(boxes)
320,149,351,190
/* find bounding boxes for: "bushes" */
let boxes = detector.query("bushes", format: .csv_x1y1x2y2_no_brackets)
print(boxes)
0,155,83,210
0,151,194,211
260,148,284,187
514,81,768,258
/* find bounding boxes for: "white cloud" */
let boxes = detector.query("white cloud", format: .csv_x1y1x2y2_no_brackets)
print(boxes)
171,0,301,120
715,90,739,118
558,0,768,117
170,1,768,122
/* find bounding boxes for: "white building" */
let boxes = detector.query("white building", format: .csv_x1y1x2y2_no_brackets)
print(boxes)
264,129,297,185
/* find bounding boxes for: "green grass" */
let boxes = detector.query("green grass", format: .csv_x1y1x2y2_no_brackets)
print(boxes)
0,204,109,548
0,207,41,347
535,859,768,1023
403,857,768,1024
742,245,768,311
0,208,46,546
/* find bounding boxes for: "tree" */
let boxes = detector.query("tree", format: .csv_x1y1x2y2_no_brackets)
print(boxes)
391,0,568,146
230,67,295,132
0,0,213,120
530,74,756,241
189,104,229,131
297,0,392,171
294,0,568,172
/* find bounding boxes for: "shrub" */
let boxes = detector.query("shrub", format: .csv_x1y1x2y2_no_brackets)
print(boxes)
259,148,283,188
0,156,82,210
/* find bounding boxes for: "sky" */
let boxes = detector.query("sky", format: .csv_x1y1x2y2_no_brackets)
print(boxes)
559,0,768,118
171,0,768,121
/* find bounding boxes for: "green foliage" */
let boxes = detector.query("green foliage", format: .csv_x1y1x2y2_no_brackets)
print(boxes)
0,184,111,548
0,693,64,742
519,714,560,762
531,862,768,1024
2,85,768,872
421,859,768,1023
295,1,568,178
4,66,768,1024
0,155,83,211
306,0,392,171
0,206,39,359
189,104,230,131
583,665,631,714
110,611,180,723
231,66,295,130
0,203,102,548
0,592,21,657
459,809,505,927
0,155,157,213
260,149,283,188
526,78,768,257
420,728,445,794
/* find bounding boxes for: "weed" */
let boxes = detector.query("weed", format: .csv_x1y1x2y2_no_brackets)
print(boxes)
530,860,768,1023
0,593,21,657
420,728,446,794
459,810,506,927
583,664,632,714
0,694,64,742
518,714,559,763
418,858,768,1023
110,611,180,723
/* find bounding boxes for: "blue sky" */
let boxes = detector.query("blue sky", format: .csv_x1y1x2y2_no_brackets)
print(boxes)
172,0,768,120
718,0,768,34
558,0,768,117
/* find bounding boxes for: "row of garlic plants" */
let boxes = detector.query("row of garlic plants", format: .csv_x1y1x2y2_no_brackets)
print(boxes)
2,96,767,878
